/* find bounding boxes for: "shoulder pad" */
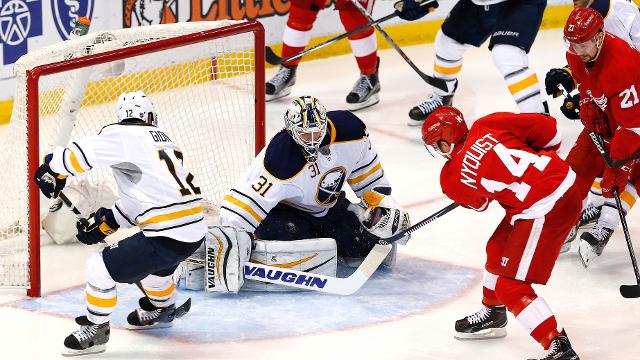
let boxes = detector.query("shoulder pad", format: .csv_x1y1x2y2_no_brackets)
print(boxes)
327,110,367,143
264,130,307,180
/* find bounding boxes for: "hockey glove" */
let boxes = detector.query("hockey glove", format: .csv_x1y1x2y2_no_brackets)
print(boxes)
579,97,608,135
394,0,438,21
544,67,575,96
76,208,119,245
34,154,67,199
600,162,634,198
560,93,580,120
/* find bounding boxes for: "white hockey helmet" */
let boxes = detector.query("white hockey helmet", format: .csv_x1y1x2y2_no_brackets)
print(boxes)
117,90,157,126
284,96,328,162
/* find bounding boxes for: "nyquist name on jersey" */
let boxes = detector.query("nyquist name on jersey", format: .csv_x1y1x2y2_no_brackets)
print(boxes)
461,133,499,189
244,265,328,289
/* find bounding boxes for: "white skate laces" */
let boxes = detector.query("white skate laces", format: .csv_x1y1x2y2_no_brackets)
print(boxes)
72,324,99,342
271,66,293,85
352,75,374,97
466,306,491,324
416,94,444,116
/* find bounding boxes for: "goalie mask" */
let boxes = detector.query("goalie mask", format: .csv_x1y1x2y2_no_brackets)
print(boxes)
117,90,158,126
285,96,328,163
421,106,468,160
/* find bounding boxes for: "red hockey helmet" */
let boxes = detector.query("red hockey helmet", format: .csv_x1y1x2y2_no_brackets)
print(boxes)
564,7,604,44
421,106,468,159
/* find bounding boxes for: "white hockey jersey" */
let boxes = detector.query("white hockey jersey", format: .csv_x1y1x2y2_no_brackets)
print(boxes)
594,0,640,49
48,120,207,243
219,110,390,232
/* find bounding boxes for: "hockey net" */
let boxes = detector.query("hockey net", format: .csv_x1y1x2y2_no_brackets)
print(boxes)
0,20,265,296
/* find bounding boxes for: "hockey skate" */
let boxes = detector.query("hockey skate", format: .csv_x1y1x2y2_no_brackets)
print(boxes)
408,92,454,126
266,65,297,102
62,316,110,357
454,305,508,340
578,224,613,268
126,296,190,330
346,58,380,111
528,330,579,360
560,204,601,254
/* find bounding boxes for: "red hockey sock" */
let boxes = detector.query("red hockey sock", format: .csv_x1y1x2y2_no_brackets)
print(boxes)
339,9,377,75
281,4,318,67
495,277,561,349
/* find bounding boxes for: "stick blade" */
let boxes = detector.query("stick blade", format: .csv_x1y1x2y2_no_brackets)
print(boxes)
265,46,282,65
620,285,640,298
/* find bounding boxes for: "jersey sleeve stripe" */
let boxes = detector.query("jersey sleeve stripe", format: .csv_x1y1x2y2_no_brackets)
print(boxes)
61,148,74,175
143,217,205,232
351,171,385,193
138,206,204,225
230,189,267,215
347,162,382,185
352,154,378,174
68,151,86,174
542,130,562,149
223,195,264,223
220,206,258,230
71,142,93,169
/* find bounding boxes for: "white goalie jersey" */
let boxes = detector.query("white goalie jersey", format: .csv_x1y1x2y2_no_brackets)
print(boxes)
47,121,207,243
219,110,390,232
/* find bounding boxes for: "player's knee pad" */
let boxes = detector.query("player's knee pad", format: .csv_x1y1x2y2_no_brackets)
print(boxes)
86,251,116,290
243,238,337,291
204,226,252,294
491,44,529,76
435,30,469,63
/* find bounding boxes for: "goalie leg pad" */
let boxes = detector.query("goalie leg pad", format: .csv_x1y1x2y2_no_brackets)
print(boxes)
205,226,252,293
243,238,337,292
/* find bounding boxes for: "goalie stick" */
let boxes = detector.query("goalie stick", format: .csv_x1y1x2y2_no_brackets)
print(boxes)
349,0,451,93
588,134,640,298
56,191,195,311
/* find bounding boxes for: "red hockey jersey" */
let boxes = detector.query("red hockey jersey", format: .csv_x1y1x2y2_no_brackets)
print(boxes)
567,32,640,161
440,113,575,223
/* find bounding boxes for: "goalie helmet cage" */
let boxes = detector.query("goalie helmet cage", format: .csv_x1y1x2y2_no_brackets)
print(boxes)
0,20,265,297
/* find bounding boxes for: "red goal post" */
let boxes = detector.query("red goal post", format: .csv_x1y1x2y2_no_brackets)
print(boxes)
1,20,265,297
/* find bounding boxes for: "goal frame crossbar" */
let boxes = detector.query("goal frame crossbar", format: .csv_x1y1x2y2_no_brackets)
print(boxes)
23,21,265,297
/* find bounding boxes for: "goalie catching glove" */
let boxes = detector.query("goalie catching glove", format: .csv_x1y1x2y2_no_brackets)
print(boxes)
353,187,411,244
76,207,119,245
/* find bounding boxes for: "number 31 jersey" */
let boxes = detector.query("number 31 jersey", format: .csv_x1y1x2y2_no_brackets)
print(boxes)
440,112,575,224
47,121,207,243
219,110,390,232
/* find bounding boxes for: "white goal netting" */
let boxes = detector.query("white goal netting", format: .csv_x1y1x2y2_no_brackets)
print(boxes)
0,20,263,294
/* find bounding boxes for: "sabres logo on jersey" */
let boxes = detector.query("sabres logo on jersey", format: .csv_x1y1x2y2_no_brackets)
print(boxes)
316,167,347,206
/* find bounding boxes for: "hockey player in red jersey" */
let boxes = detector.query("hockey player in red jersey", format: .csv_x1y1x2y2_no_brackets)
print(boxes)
266,0,381,110
559,7,640,264
422,107,582,360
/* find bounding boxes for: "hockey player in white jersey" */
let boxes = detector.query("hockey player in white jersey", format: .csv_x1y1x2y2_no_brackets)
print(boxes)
544,0,640,263
181,96,410,294
395,0,549,125
33,91,206,356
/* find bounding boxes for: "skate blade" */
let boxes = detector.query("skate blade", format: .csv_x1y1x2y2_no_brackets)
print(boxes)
559,241,572,254
454,327,507,341
61,344,106,357
346,94,380,112
125,321,173,330
266,87,292,102
578,241,598,268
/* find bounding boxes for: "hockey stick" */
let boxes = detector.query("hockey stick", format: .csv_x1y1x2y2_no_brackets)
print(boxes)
612,189,640,298
377,202,459,245
349,0,451,93
266,11,398,65
57,191,194,310
588,134,640,298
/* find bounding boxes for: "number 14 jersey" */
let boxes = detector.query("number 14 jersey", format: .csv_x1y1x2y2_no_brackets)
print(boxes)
440,112,576,224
